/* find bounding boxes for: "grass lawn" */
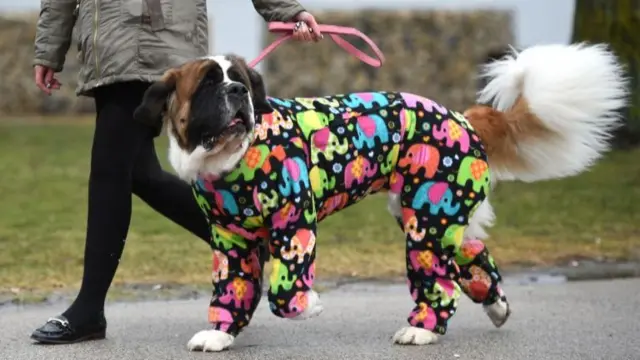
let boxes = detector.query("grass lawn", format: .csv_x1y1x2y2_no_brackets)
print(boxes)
0,119,639,295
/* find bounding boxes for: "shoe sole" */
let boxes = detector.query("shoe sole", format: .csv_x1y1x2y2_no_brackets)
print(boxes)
31,329,106,345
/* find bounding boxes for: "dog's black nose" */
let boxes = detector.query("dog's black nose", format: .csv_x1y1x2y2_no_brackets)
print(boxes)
227,82,248,96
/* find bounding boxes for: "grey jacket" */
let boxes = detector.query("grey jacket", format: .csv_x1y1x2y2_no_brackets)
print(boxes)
33,0,305,96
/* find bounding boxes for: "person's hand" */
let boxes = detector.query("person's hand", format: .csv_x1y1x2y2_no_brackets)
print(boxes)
34,65,62,96
292,11,323,42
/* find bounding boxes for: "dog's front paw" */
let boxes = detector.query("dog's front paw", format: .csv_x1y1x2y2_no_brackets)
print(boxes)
187,329,234,352
392,326,438,345
291,290,324,321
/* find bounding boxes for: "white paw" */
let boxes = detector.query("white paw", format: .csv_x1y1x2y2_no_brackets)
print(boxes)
392,326,438,345
291,290,324,321
186,329,235,352
484,298,511,328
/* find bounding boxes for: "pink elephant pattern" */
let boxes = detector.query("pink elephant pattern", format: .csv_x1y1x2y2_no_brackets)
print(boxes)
218,277,256,311
432,119,471,153
344,155,379,188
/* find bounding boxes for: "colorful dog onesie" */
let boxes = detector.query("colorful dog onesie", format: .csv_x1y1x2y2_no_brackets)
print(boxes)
192,91,506,336
132,43,626,352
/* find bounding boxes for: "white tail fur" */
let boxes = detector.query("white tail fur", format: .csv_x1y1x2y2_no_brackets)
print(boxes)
476,42,628,182
464,197,495,240
463,42,628,240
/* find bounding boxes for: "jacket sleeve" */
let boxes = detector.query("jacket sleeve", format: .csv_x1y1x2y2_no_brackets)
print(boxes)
251,0,306,22
33,0,77,72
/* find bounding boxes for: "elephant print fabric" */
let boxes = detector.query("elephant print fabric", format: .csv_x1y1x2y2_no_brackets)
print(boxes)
192,91,506,337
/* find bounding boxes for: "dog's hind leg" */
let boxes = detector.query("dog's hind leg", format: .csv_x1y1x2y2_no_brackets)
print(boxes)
264,187,323,320
455,238,511,327
392,175,489,345
187,233,264,352
455,200,510,327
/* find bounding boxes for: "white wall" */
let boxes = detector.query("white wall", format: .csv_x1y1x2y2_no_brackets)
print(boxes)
1,0,576,70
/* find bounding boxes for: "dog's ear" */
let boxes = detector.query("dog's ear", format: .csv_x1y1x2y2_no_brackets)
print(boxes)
133,69,179,128
246,67,273,115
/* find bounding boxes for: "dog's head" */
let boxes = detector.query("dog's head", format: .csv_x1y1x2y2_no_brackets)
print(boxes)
133,54,274,180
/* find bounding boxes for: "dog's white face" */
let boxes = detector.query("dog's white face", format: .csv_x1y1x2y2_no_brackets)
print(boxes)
133,54,274,182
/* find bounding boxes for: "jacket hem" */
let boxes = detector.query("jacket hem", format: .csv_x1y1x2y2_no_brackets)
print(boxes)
76,74,163,97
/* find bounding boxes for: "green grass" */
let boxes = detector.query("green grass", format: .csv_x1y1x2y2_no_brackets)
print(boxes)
0,119,639,294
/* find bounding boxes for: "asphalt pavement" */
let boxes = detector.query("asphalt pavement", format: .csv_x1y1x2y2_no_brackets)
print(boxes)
1,278,638,360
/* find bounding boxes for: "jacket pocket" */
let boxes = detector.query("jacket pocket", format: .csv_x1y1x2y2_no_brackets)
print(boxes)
121,0,196,30
164,0,197,36
166,0,197,24
135,0,197,31
78,32,89,65
136,0,199,68
121,0,144,26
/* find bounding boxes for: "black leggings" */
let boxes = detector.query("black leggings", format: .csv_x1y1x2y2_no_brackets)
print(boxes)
63,81,209,324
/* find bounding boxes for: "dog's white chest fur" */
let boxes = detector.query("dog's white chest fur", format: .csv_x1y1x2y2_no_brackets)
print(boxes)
167,129,251,183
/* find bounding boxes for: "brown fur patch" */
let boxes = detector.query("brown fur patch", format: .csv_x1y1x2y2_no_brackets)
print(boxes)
159,59,221,151
463,97,555,173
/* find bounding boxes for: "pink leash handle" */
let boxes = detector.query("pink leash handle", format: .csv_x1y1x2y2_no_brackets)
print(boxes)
248,22,386,68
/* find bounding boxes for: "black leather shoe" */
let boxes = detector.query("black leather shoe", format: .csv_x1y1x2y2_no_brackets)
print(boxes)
30,314,107,344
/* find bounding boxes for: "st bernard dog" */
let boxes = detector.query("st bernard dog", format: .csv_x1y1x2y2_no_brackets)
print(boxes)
133,44,627,352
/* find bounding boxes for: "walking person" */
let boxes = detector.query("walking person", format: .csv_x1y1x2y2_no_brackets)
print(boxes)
30,0,322,344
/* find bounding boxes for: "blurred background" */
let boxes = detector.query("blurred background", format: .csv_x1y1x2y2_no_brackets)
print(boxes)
0,0,638,303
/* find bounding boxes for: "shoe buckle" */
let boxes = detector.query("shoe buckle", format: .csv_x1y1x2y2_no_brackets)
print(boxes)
47,317,70,328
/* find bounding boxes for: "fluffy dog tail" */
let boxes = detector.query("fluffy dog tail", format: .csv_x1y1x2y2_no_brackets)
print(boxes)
464,43,628,182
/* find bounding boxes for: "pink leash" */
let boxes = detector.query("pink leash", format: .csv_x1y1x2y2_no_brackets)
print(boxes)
248,22,386,68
